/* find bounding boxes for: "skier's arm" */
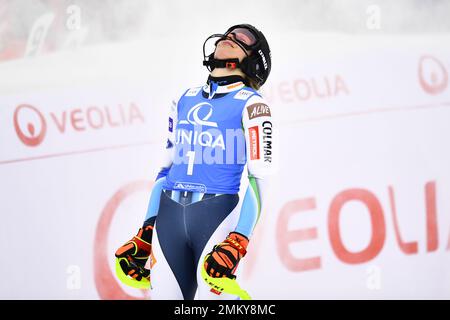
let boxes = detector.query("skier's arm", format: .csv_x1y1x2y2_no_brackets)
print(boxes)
115,98,179,286
203,95,276,279
155,98,178,181
143,98,178,222
234,95,275,239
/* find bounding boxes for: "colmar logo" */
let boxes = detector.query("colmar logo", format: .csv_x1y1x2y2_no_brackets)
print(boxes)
262,121,272,163
178,102,218,127
247,103,271,120
14,104,47,147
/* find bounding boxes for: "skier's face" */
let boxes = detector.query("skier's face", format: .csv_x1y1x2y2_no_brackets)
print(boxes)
214,33,250,62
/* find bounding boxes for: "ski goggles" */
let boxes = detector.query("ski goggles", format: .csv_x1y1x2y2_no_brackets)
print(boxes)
216,27,258,50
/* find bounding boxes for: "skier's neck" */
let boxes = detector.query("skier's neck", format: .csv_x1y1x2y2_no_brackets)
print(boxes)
210,68,246,78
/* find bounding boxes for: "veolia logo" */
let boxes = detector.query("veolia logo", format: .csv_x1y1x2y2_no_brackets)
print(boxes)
13,104,47,147
418,55,448,95
12,102,145,148
178,102,218,127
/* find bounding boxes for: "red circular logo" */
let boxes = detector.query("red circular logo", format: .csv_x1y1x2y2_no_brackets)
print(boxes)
93,180,153,300
13,104,47,147
418,55,448,95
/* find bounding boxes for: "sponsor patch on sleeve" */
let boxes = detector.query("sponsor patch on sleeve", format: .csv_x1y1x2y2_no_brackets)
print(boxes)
246,103,271,120
185,87,202,97
234,89,254,100
168,117,173,132
248,126,260,160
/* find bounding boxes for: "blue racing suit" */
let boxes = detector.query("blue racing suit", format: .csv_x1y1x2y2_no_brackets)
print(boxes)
144,75,275,299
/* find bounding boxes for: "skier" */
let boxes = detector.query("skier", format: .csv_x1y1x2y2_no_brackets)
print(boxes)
115,23,274,300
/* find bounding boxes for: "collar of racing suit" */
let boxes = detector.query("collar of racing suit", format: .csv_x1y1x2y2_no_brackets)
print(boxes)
203,75,247,99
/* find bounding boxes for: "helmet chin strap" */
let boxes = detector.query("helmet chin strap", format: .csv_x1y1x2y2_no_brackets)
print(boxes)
202,58,241,70
202,33,249,72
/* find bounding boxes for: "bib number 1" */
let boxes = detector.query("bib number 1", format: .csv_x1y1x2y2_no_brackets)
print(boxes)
186,151,195,175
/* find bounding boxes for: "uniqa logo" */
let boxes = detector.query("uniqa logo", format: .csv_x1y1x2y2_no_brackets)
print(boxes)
178,102,218,127
13,104,47,147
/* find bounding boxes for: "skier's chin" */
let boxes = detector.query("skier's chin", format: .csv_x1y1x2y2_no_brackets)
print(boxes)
214,52,240,61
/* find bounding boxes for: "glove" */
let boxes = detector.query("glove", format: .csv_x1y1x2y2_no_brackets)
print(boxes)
115,224,154,283
204,232,249,278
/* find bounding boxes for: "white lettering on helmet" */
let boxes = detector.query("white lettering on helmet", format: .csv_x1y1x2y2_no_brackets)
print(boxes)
258,49,268,70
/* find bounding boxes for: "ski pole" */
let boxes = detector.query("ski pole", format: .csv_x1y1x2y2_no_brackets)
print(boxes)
201,254,251,300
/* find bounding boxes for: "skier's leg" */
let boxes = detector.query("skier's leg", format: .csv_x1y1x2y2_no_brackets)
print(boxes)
185,193,243,300
149,224,184,299
150,190,197,300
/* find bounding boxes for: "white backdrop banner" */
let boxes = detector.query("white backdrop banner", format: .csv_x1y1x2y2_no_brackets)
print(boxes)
0,33,449,299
